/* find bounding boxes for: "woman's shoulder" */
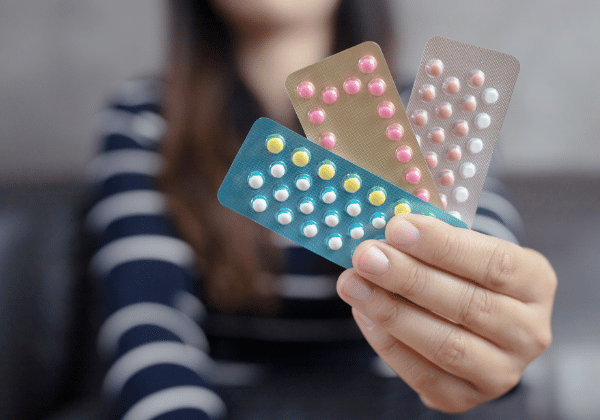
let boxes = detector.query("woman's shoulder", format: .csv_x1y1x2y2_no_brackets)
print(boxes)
85,78,167,201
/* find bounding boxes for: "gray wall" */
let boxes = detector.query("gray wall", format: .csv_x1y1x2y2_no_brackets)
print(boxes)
0,0,163,182
1,0,599,182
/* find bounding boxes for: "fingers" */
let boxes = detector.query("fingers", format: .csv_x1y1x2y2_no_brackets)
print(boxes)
350,240,539,354
338,270,521,397
351,308,484,413
383,213,551,303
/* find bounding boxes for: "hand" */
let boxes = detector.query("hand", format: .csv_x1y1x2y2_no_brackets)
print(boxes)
336,213,556,413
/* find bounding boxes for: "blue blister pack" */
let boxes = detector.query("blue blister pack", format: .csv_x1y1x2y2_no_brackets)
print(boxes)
218,118,467,268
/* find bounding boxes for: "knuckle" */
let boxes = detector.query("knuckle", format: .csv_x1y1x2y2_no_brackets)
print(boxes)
484,242,518,291
409,364,441,394
486,365,521,397
397,262,428,299
532,327,553,354
431,228,460,266
458,288,495,327
433,330,467,371
375,302,402,330
378,336,403,359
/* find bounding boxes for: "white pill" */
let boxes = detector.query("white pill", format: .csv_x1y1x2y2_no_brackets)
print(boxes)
274,188,289,202
371,217,386,229
322,190,337,204
474,113,491,130
296,178,311,191
252,198,267,212
449,211,462,220
303,223,318,238
467,138,484,154
328,236,343,250
277,211,292,225
453,187,469,203
324,214,339,227
346,203,361,217
482,88,499,104
248,174,263,189
270,164,286,178
459,162,477,179
350,226,365,239
299,201,314,215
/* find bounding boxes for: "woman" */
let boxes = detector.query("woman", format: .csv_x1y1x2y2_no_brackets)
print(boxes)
85,0,556,418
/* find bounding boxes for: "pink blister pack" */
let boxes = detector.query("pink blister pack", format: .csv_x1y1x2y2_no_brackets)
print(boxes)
286,41,443,210
406,37,520,227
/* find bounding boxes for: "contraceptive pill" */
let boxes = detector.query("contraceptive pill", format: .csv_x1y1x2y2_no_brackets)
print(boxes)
286,42,442,209
218,118,466,269
406,36,520,226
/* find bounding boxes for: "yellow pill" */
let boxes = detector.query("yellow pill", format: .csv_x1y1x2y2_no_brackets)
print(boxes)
266,136,284,153
369,190,386,206
344,177,361,193
318,163,336,180
394,202,411,215
292,150,310,166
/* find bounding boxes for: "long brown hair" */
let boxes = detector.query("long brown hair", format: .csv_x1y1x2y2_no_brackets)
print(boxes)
159,0,397,314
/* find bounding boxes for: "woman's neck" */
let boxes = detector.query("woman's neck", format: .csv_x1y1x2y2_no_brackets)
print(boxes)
233,23,335,127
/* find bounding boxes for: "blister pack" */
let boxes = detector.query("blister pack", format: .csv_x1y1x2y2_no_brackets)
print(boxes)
406,36,520,227
218,118,467,269
285,41,443,209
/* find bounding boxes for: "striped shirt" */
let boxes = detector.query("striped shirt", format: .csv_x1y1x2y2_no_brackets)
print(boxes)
86,78,522,419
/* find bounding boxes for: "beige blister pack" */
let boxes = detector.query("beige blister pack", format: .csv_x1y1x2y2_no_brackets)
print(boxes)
406,36,520,227
286,41,442,209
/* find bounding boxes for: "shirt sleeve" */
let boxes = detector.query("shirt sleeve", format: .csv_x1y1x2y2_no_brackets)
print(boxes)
471,154,523,244
85,80,227,420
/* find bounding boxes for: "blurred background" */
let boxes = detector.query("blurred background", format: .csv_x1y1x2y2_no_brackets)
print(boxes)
0,0,598,419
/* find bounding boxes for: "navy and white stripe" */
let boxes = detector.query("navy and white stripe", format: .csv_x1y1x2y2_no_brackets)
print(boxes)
87,79,522,419
87,80,226,420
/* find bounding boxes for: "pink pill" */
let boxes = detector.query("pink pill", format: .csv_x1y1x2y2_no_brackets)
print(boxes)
296,81,315,99
368,78,386,96
436,103,452,120
358,55,377,73
386,123,404,141
414,188,430,202
412,110,428,127
468,70,485,87
308,107,325,125
395,145,412,163
322,87,339,104
453,120,469,137
447,145,462,162
428,127,445,144
419,84,436,102
405,167,421,185
440,194,448,209
426,59,444,77
461,95,477,112
378,101,395,119
439,170,455,186
343,77,362,95
443,77,460,95
319,132,336,150
425,152,438,169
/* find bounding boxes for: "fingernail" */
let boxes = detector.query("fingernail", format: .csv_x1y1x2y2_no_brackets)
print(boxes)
390,218,420,247
358,246,389,275
342,275,374,302
355,310,375,330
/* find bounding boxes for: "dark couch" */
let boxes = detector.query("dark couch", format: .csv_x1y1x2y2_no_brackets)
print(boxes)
0,181,106,420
